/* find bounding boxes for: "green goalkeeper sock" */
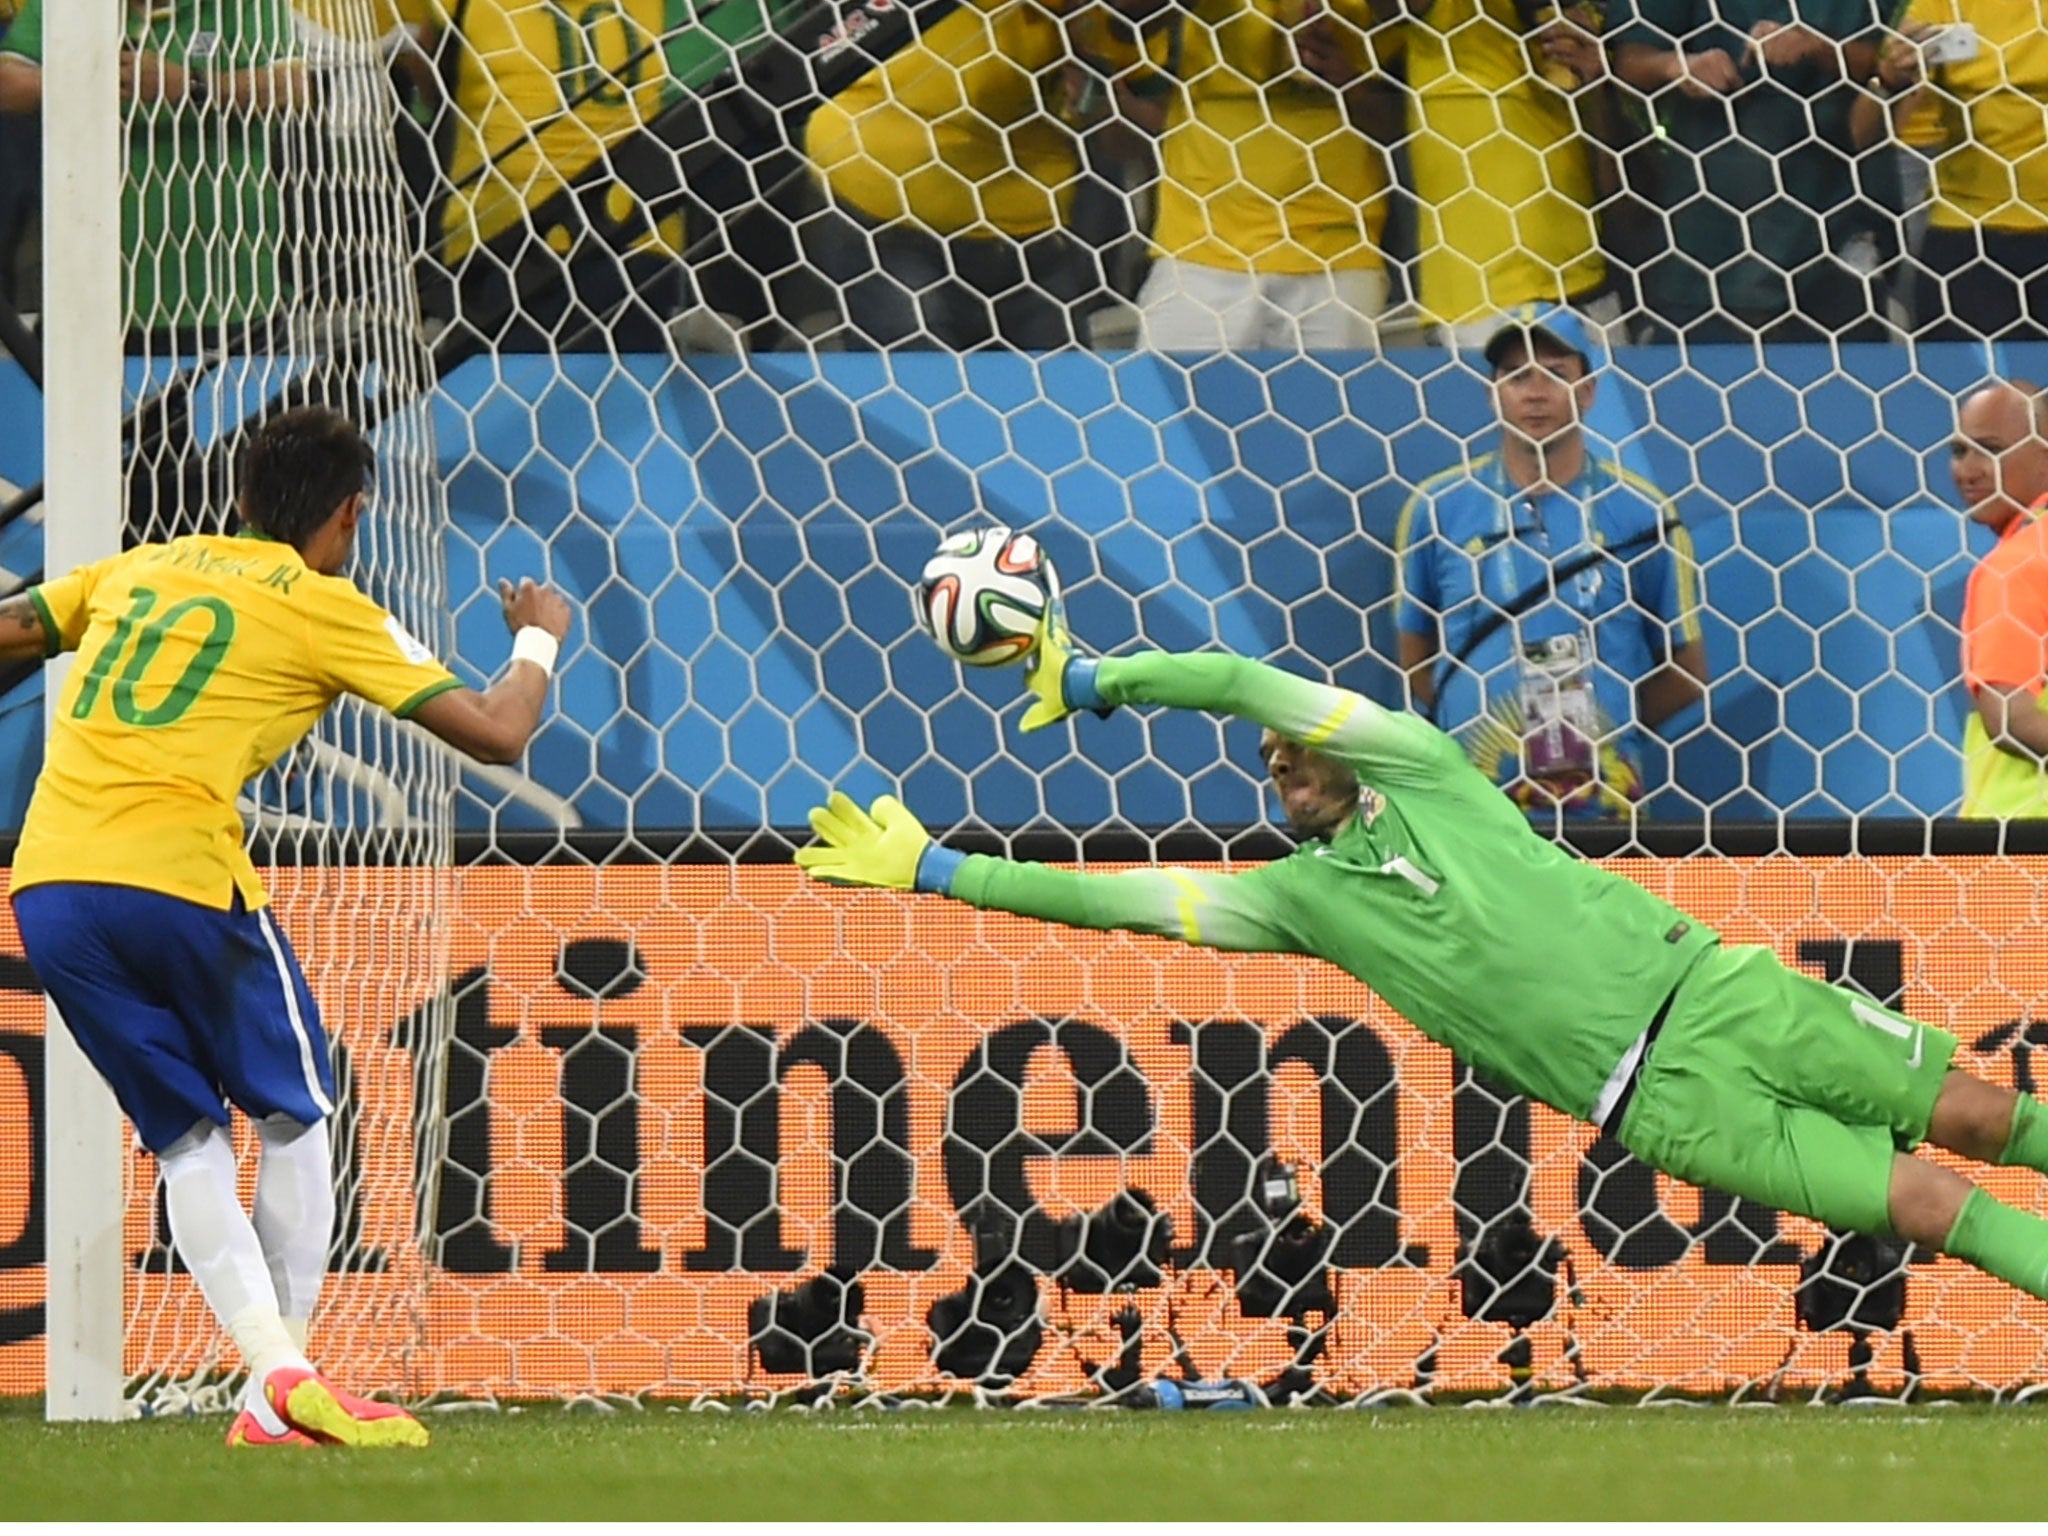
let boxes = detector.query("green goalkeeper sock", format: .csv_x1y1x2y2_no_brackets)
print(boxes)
1997,1094,2048,1174
1944,1188,2048,1302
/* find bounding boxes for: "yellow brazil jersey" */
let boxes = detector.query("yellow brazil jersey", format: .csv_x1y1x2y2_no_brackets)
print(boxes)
1104,0,1391,273
804,0,1081,238
1403,0,1603,324
293,0,411,40
16,534,460,912
1894,79,1950,154
1901,0,2048,234
421,0,678,258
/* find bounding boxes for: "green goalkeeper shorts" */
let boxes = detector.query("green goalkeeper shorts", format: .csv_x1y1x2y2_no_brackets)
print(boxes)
1615,943,1959,1237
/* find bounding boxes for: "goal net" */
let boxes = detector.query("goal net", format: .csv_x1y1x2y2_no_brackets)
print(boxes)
1,0,457,1414
9,0,2048,1411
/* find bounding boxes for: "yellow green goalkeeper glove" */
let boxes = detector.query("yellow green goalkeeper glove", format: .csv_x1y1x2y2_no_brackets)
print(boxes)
794,791,966,894
1020,599,1108,733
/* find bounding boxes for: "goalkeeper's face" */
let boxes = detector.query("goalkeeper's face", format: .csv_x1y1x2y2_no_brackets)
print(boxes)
1260,730,1361,841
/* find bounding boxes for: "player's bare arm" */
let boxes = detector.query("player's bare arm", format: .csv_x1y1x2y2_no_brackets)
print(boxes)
1974,681,2048,762
1396,627,1439,711
0,53,42,112
0,590,49,662
1637,638,1710,728
409,577,573,765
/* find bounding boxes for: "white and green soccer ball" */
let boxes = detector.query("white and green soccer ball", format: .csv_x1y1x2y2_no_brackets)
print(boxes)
915,525,1061,668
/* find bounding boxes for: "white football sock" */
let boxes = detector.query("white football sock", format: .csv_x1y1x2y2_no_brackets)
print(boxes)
253,1114,334,1341
238,1375,294,1434
158,1120,310,1384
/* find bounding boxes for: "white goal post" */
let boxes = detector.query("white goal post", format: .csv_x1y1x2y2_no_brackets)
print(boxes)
40,0,126,1425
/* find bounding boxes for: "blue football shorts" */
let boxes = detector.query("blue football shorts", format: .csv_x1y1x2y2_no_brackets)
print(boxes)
12,881,335,1153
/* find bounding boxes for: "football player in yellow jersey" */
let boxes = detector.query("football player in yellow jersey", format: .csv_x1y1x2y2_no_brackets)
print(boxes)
0,407,571,1448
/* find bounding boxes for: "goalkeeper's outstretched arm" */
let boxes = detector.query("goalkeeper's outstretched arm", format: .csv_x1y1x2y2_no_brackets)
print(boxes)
796,637,1449,946
1025,631,1459,786
794,793,1299,954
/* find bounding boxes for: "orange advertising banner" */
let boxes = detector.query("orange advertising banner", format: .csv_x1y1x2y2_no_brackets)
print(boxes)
4,853,2048,1401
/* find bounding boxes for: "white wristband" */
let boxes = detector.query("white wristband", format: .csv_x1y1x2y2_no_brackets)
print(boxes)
511,626,559,678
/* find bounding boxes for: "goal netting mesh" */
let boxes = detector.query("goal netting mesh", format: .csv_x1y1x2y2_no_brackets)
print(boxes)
6,0,2048,1411
20,0,457,1414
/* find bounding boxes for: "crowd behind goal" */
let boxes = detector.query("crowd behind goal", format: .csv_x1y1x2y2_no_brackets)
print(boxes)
0,0,2042,357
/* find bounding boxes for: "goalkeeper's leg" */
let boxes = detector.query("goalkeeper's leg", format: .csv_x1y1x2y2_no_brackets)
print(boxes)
1699,1101,2048,1305
1903,1070,2048,1292
1923,1068,2048,1177
1617,946,2048,1301
1760,1104,2048,1305
1889,1152,2048,1302
1633,1090,2048,1303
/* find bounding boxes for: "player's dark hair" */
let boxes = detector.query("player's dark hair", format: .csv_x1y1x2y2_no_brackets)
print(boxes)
238,406,376,549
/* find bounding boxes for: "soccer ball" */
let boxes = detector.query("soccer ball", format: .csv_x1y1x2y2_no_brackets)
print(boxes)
915,525,1060,668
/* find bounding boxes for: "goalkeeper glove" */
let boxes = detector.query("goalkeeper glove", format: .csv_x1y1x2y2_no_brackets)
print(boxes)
1020,599,1107,733
794,791,965,894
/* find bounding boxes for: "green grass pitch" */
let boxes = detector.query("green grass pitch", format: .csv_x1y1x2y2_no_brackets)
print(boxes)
6,1398,2048,1519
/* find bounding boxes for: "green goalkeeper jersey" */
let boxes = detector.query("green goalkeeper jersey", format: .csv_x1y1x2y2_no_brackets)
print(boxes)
947,651,1718,1123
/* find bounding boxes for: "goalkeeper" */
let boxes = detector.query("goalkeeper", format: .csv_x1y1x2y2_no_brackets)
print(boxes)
798,621,2048,1304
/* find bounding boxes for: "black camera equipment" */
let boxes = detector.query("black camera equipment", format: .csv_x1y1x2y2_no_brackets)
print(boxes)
927,1210,1045,1388
1796,1230,1912,1401
1229,1157,1336,1321
1457,1211,1565,1402
1458,1213,1563,1330
747,1262,871,1380
1090,1303,1150,1397
1223,1157,1338,1405
1049,1189,1174,1294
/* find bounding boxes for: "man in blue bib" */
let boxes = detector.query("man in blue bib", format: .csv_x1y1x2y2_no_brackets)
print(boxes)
1394,305,1710,816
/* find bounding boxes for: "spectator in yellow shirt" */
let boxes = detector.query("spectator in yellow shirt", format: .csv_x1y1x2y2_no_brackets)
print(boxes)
1860,3,2048,342
1109,0,1398,351
1401,0,1613,346
802,0,1094,349
1847,11,1949,327
401,0,705,351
